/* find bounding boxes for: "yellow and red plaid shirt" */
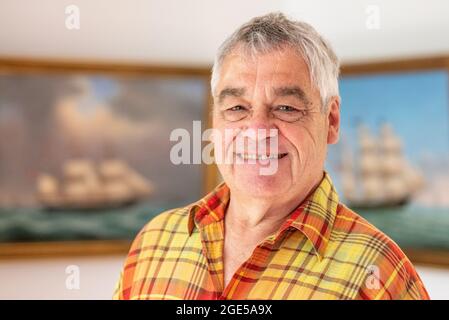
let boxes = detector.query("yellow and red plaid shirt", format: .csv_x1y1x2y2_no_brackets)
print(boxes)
114,172,429,300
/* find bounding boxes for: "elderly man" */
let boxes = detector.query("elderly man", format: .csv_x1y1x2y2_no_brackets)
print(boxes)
114,12,429,300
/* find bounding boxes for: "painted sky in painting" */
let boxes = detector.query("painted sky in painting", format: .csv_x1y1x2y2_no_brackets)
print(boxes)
337,70,449,162
327,70,449,207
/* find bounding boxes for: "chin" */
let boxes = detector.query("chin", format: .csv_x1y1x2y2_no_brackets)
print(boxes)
232,170,290,198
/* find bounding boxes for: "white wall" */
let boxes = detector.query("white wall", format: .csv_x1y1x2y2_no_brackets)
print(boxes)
0,255,125,300
0,256,448,299
416,266,449,300
0,0,448,65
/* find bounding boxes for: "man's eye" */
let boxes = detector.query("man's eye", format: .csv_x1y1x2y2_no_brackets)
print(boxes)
223,105,249,122
228,105,246,111
277,105,298,112
272,105,307,122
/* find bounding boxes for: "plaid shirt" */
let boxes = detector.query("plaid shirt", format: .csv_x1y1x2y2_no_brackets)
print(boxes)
114,172,429,300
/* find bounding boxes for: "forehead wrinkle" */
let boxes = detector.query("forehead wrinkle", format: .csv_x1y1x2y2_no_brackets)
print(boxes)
247,54,284,106
250,54,262,104
268,56,282,102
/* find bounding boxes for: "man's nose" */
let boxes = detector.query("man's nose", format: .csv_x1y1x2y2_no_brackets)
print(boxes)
239,109,278,141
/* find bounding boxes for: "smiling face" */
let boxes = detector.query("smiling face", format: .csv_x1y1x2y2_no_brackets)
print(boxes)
212,45,340,200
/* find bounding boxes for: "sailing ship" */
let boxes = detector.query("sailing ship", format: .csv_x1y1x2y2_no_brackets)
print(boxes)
339,123,424,209
36,159,154,210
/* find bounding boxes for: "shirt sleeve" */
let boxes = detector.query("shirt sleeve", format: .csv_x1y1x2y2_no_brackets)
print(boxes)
112,271,123,300
111,224,147,300
356,248,430,300
111,209,187,300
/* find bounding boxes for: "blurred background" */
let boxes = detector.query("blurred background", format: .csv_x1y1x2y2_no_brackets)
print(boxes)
0,0,449,299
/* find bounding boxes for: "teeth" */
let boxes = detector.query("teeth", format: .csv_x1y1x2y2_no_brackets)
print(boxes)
237,153,286,160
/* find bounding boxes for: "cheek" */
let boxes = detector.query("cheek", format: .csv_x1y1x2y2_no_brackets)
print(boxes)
283,126,322,163
212,117,244,146
212,125,239,164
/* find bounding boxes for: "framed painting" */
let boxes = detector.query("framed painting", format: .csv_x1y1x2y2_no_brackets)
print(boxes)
0,58,215,258
327,56,449,267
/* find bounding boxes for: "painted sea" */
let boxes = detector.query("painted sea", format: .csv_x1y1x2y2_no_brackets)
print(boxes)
350,206,449,250
0,203,448,250
0,202,169,242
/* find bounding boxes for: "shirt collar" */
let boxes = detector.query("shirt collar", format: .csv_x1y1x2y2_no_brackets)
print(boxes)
187,172,339,258
187,181,230,235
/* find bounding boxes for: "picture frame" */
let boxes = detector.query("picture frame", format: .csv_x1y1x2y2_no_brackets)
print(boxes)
336,55,449,267
1,55,448,269
0,58,218,258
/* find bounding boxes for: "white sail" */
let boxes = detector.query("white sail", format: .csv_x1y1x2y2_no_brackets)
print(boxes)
341,171,357,195
99,159,153,201
37,174,59,196
36,158,153,209
361,175,384,201
383,176,408,202
380,123,402,152
358,125,378,152
62,160,104,206
380,154,404,175
36,174,61,206
100,160,136,202
358,126,381,174
63,159,96,178
379,124,404,175
339,139,358,200
341,122,425,208
360,153,379,173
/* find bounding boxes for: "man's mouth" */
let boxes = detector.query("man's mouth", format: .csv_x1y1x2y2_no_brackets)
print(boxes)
234,153,288,161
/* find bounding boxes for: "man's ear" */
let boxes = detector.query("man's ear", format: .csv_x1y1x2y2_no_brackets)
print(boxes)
326,97,340,145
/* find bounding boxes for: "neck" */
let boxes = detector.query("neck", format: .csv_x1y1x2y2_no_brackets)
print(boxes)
225,171,324,237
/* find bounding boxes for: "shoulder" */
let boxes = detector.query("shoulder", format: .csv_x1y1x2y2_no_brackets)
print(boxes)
115,205,194,299
334,203,408,263
333,203,397,248
122,204,194,260
141,206,191,233
133,205,192,247
333,204,429,299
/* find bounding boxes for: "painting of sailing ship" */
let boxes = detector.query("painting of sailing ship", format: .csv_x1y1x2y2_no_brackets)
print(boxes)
339,123,424,209
37,159,154,210
0,67,209,244
327,69,449,254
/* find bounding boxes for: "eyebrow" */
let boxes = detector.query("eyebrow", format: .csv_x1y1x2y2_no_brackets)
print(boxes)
216,85,309,105
274,86,309,104
217,87,245,104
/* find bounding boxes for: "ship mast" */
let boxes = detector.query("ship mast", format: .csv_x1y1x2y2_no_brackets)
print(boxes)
357,125,383,204
340,140,357,200
341,122,424,208
379,123,407,202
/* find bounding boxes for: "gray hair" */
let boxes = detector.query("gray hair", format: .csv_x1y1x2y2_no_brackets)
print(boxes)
211,12,340,110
